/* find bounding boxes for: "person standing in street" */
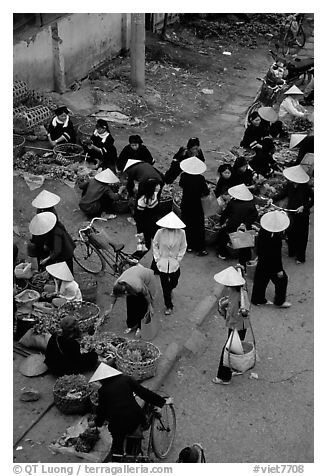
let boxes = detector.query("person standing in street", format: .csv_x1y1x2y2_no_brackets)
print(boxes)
164,137,205,185
179,156,209,256
273,165,313,264
251,210,291,308
152,211,187,315
212,265,250,385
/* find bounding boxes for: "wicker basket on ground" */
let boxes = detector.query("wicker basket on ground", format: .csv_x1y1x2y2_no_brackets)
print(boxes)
112,198,130,214
13,134,26,160
57,301,100,333
115,340,161,381
53,143,83,162
53,374,92,415
77,122,96,145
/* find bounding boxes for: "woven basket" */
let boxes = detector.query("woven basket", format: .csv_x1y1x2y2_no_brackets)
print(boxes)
53,375,92,415
54,143,83,162
115,340,161,381
205,227,219,246
223,341,256,373
112,198,130,214
13,134,26,160
58,301,100,332
77,122,96,145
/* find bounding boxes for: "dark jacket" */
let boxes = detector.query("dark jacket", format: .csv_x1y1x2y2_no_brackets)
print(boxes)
79,178,118,216
179,173,209,209
240,124,268,150
164,147,205,185
250,150,279,177
273,182,314,215
47,117,76,143
295,135,314,165
214,177,233,198
124,162,164,197
220,199,258,232
117,144,155,172
45,334,97,376
256,228,284,273
94,374,166,430
89,133,117,171
230,168,254,187
44,221,75,263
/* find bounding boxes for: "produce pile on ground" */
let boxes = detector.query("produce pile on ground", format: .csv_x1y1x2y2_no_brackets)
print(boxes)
54,374,91,400
33,309,61,335
14,151,78,180
74,427,99,453
29,271,52,293
160,184,174,201
288,117,313,133
80,332,127,360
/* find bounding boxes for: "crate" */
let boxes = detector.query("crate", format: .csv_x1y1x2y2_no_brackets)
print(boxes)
13,80,30,106
13,105,51,134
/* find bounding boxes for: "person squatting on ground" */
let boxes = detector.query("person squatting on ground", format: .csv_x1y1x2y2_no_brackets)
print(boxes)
43,261,82,308
82,119,117,172
45,316,98,376
47,106,76,147
179,156,209,256
79,168,119,219
230,156,255,189
278,85,308,125
134,178,161,253
249,137,282,178
108,263,157,338
240,111,268,150
212,265,250,385
251,210,291,308
164,137,205,185
117,135,155,172
89,363,172,462
152,211,187,315
273,165,313,264
29,211,75,275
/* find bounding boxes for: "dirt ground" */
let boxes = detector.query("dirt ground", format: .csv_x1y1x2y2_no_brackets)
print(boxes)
13,15,314,464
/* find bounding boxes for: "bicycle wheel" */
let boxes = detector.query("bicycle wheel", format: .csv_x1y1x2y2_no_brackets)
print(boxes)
73,240,104,274
295,25,306,48
150,404,176,459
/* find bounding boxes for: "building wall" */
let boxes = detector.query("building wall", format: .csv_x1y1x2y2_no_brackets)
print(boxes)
13,13,131,91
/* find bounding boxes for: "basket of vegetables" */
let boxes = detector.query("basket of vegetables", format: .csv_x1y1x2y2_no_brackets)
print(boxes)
158,185,174,217
29,271,52,293
77,122,96,145
57,301,100,333
53,143,83,162
112,185,130,214
80,332,127,362
115,340,161,381
205,215,221,245
53,374,92,415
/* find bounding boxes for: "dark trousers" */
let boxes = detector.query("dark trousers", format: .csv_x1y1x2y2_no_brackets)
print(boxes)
159,268,181,309
181,208,206,252
104,415,142,462
251,263,288,306
216,328,247,382
287,214,310,263
126,294,148,329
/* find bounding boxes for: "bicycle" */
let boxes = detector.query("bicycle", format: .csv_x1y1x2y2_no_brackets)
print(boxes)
113,398,176,462
73,217,139,276
244,78,286,127
281,14,306,56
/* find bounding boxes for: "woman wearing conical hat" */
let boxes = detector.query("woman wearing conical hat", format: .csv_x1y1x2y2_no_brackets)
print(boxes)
251,211,291,308
164,137,205,185
79,168,120,219
29,212,75,275
152,212,187,315
278,85,309,126
273,165,313,263
179,156,209,256
215,184,258,269
44,262,82,307
212,265,250,385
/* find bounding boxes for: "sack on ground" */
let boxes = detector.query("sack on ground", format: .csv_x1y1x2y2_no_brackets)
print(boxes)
201,191,219,217
15,262,33,280
19,328,51,351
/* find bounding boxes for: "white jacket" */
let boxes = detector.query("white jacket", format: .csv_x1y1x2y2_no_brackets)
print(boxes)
152,228,187,273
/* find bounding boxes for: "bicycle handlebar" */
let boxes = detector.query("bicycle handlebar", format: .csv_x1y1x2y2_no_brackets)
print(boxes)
78,216,107,239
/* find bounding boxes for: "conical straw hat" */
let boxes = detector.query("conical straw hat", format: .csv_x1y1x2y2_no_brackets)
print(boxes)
29,212,57,236
283,165,309,183
228,184,253,201
46,262,74,282
260,210,290,233
301,153,314,166
284,85,303,95
31,190,61,209
156,211,186,229
226,329,244,355
89,363,122,383
19,354,48,377
123,159,142,172
289,134,306,149
95,168,119,184
180,157,207,175
258,106,278,123
214,266,245,286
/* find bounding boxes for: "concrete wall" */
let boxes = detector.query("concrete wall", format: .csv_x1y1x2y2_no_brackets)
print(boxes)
13,13,131,91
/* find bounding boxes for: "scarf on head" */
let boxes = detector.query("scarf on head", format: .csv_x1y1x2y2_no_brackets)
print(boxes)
94,130,110,143
52,115,69,128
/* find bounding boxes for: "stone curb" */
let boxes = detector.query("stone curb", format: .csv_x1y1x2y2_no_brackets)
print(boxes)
145,289,222,392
